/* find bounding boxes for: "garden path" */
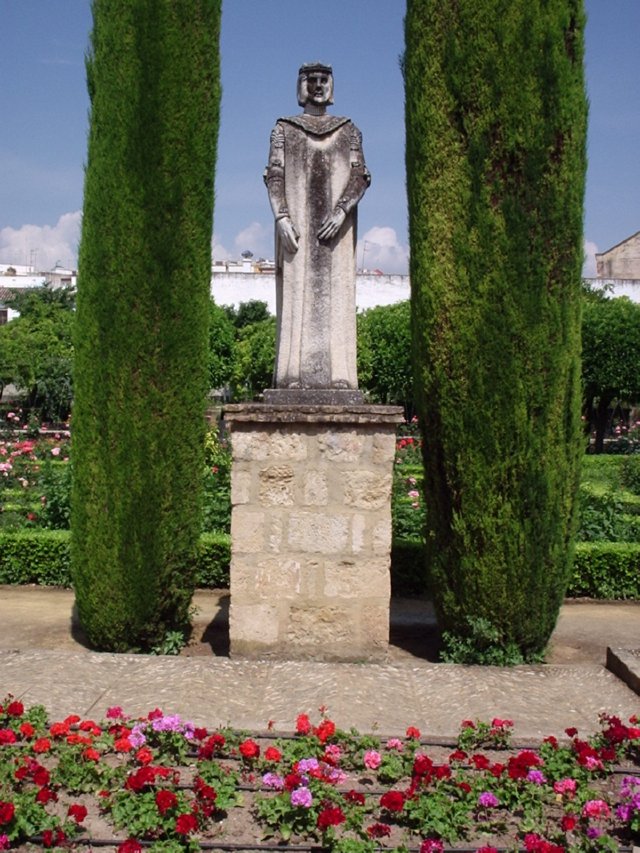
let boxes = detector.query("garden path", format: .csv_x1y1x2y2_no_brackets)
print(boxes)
0,587,637,741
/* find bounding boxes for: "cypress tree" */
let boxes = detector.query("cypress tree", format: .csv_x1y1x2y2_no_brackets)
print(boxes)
404,0,587,660
72,0,221,651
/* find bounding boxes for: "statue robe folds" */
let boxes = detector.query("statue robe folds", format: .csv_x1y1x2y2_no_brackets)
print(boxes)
264,114,370,390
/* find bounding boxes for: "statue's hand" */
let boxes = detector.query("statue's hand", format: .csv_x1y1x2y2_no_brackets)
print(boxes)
277,217,299,254
318,208,346,242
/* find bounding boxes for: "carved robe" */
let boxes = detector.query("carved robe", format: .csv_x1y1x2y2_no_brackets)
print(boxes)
264,114,370,389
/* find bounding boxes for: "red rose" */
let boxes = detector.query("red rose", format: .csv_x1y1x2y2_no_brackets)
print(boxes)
68,804,88,824
117,841,143,853
296,714,312,735
155,790,178,815
175,812,198,835
239,739,260,760
264,746,282,762
317,806,346,830
380,790,405,812
33,738,51,753
0,801,15,825
6,701,24,717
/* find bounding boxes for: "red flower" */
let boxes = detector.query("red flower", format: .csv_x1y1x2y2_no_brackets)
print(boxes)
561,815,577,832
49,721,70,737
472,754,490,770
83,747,100,762
136,747,154,765
413,754,433,777
125,766,156,792
0,802,15,825
68,804,88,824
117,841,143,853
198,733,225,759
284,772,303,790
42,829,66,848
114,736,133,752
565,727,578,738
317,805,346,830
19,722,35,739
367,822,391,838
239,739,260,760
449,749,467,762
33,737,51,753
194,777,217,802
148,708,163,720
380,790,405,812
264,746,282,762
344,790,366,806
458,782,472,794
296,713,312,735
0,730,16,745
406,726,421,739
315,719,336,743
155,790,178,815
36,787,57,804
175,812,198,835
6,701,24,717
477,847,499,853
32,766,50,787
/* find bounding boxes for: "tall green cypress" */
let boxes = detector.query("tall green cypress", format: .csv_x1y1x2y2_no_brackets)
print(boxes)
404,0,587,660
72,0,221,651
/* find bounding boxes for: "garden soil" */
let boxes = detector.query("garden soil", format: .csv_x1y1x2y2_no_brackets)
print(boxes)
0,586,638,665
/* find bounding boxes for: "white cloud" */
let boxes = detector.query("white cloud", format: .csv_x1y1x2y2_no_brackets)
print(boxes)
0,211,81,270
233,221,271,260
211,233,231,261
583,238,598,278
357,226,409,275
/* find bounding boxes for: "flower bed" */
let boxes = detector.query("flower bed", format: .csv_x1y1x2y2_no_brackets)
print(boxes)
0,698,639,851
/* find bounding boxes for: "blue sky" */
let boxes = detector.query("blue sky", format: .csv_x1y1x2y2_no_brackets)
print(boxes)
0,1,638,275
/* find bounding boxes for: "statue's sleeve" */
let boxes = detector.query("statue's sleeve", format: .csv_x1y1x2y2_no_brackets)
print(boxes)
334,124,371,215
263,122,290,221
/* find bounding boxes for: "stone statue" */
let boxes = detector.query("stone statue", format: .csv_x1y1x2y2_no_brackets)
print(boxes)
263,63,370,403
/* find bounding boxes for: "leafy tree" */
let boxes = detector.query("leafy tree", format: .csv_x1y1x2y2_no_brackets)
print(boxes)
0,286,74,422
232,318,276,399
357,301,413,414
208,300,236,391
224,300,271,329
72,0,222,651
582,297,640,452
405,0,587,661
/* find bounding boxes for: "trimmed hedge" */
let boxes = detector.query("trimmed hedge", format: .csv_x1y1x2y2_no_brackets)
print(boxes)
0,532,230,591
3,532,638,602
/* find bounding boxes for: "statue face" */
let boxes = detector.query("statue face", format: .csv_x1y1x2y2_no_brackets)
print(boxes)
297,70,334,107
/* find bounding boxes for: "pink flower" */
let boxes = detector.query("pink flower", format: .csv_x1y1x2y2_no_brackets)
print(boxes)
478,791,499,809
363,749,382,770
291,787,313,808
420,840,444,853
582,799,610,819
554,778,577,797
0,835,9,850
386,737,403,751
51,447,61,456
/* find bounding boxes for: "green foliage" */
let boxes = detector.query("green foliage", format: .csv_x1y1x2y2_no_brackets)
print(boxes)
208,300,236,390
72,0,222,651
620,454,640,495
405,0,587,660
0,530,230,589
224,299,271,328
0,530,72,586
38,459,72,530
582,297,640,451
576,488,640,543
357,301,413,412
202,425,231,533
570,542,640,598
232,317,276,399
441,616,534,666
0,286,74,422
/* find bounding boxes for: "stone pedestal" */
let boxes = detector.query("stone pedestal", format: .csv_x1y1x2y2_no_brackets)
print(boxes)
225,403,404,661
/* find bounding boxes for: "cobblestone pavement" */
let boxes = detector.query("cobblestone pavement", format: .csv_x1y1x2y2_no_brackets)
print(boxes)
0,587,638,740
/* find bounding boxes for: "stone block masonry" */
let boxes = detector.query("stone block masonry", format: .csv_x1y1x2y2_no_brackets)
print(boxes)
224,404,404,661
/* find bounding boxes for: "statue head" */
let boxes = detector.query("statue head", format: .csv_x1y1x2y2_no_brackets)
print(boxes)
297,62,334,108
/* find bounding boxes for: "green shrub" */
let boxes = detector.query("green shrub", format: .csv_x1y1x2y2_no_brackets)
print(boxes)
0,531,230,591
390,539,428,597
39,460,72,530
620,454,640,495
570,542,640,599
0,531,72,586
576,487,640,542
